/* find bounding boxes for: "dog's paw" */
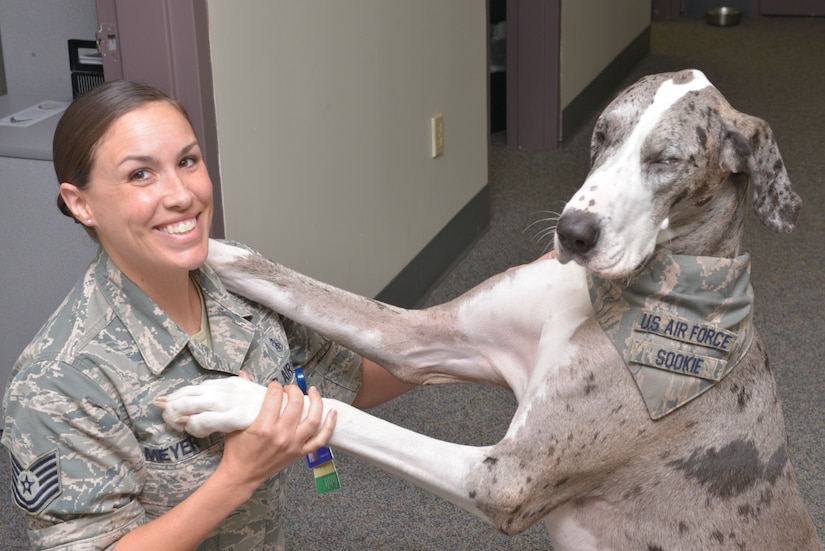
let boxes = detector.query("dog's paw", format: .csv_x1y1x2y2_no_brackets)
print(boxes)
155,377,266,438
207,239,255,289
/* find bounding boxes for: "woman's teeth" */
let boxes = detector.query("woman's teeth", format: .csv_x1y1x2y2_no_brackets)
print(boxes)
159,218,196,234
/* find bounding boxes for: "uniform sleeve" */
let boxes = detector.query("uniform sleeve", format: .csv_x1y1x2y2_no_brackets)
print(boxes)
281,317,362,404
2,360,146,551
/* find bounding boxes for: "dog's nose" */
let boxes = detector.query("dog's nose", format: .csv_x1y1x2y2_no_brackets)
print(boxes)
557,210,600,255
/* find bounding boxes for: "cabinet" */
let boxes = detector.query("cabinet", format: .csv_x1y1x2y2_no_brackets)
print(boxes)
0,1,99,389
0,158,97,390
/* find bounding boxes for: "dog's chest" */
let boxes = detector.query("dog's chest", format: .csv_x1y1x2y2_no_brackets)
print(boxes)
506,317,632,451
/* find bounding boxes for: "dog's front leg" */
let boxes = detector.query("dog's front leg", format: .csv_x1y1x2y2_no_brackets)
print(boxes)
208,239,588,395
159,377,491,520
326,398,491,519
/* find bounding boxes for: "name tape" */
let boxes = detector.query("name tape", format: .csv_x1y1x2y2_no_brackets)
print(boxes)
635,310,737,353
629,340,727,381
142,433,221,464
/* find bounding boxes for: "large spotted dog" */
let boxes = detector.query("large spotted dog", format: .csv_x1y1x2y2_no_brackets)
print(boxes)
160,70,819,549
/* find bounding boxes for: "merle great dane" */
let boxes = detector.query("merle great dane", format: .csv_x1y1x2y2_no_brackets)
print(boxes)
160,70,819,549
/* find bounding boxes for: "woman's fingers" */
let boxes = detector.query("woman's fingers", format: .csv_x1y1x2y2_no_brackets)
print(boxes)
301,409,337,455
251,381,287,432
246,381,336,456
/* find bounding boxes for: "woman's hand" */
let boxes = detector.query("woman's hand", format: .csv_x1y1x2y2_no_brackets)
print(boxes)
116,381,335,550
218,381,337,494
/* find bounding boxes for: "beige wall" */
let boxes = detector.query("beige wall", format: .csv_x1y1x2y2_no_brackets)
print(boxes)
561,0,650,108
206,1,488,297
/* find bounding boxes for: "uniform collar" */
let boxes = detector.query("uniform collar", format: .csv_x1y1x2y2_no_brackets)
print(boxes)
94,250,260,376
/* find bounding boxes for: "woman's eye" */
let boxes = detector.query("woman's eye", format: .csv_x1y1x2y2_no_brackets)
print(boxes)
129,169,148,181
180,156,197,169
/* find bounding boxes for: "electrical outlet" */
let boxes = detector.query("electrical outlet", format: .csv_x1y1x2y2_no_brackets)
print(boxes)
431,114,444,158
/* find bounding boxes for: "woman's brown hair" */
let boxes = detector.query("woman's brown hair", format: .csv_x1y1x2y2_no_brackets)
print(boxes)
53,80,193,239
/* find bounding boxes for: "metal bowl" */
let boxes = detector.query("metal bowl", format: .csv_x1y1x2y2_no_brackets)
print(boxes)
706,7,742,27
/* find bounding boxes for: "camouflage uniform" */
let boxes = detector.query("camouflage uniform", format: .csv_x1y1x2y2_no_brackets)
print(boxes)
2,244,362,550
589,249,754,419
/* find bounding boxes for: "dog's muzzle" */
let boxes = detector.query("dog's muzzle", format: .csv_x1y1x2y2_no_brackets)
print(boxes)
556,209,600,259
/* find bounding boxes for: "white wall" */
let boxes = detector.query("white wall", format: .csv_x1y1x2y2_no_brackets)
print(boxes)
0,0,98,99
206,1,488,297
560,0,650,108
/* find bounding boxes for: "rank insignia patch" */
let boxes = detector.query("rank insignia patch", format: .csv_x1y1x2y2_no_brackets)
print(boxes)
11,449,62,514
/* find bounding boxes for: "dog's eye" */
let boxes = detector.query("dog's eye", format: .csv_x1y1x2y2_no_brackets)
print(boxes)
649,153,682,168
591,128,611,166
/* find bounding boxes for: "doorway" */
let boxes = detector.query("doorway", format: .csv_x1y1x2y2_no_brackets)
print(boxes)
488,0,562,151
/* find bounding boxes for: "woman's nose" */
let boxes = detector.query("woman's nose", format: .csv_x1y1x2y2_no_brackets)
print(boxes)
162,173,195,209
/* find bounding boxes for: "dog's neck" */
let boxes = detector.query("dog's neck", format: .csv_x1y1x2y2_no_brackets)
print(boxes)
656,174,750,259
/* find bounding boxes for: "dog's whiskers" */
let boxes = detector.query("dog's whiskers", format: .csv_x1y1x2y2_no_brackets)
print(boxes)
524,210,563,252
523,210,562,231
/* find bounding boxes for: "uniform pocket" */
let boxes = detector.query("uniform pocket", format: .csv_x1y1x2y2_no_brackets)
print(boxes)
140,434,223,520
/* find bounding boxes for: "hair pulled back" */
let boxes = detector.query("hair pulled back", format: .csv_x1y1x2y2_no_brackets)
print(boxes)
53,80,193,237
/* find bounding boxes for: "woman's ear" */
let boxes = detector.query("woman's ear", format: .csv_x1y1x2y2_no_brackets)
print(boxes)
59,182,94,225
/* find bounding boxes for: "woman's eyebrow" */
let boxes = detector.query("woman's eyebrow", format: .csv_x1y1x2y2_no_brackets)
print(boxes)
117,141,199,167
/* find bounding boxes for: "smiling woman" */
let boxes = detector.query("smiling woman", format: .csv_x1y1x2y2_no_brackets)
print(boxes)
53,82,195,239
63,105,210,305
54,83,212,332
0,80,373,551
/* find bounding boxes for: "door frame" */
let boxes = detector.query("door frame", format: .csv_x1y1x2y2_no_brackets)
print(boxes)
505,0,562,151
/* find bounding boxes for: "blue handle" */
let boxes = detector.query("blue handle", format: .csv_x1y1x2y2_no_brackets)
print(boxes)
294,368,334,468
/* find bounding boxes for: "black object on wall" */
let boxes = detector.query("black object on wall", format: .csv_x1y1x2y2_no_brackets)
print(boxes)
489,0,506,134
68,39,104,98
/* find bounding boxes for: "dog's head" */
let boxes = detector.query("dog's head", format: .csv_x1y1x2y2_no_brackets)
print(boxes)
554,69,801,279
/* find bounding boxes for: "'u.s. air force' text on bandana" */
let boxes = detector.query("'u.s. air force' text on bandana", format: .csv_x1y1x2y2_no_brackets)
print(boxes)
588,249,754,419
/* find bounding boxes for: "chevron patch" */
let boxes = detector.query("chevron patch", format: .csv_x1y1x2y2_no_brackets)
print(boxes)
11,449,62,514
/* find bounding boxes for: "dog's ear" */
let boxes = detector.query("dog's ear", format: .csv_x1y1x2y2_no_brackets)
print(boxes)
719,112,801,233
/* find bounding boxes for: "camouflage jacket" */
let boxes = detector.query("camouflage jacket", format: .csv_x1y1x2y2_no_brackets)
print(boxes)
2,246,362,550
589,249,754,419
